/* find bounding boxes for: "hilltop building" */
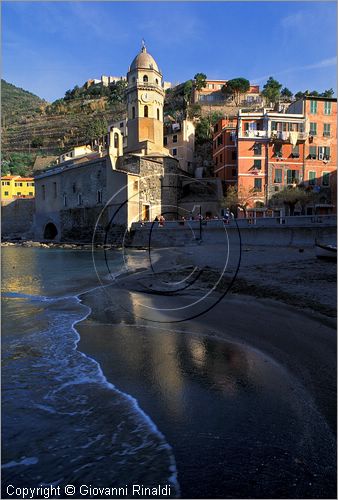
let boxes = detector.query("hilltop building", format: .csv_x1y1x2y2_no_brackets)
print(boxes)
192,79,261,106
84,75,126,89
34,45,180,242
213,96,337,217
84,74,172,91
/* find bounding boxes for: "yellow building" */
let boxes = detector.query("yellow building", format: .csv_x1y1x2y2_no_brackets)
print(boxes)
1,175,35,200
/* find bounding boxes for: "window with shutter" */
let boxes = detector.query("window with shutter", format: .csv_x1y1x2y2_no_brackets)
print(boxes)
322,172,330,186
323,124,330,137
309,123,317,135
310,101,317,114
254,178,262,191
324,101,331,115
309,171,316,185
309,146,317,159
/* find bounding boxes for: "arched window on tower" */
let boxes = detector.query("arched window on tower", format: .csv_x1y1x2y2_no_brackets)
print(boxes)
143,75,148,83
144,105,148,118
114,133,119,148
132,106,136,119
155,78,159,85
157,108,160,120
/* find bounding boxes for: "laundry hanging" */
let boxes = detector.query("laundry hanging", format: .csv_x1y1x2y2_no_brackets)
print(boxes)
289,131,298,148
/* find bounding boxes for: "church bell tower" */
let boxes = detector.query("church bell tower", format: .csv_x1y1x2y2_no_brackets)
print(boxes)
125,42,165,154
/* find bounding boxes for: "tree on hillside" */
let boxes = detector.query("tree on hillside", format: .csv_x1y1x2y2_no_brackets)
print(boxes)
109,80,128,104
295,91,305,100
194,73,207,91
187,103,202,119
71,85,82,99
281,87,293,100
31,136,43,148
321,88,334,98
210,111,224,126
195,117,212,144
64,89,73,101
195,111,224,145
294,88,334,100
222,78,250,106
84,117,108,143
262,77,283,104
86,85,102,98
2,153,36,176
183,80,194,109
222,185,257,218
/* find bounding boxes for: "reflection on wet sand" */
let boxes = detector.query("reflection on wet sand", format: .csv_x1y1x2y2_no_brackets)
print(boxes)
78,283,336,499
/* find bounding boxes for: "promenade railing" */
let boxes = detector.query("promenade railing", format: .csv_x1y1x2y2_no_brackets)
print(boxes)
131,215,337,231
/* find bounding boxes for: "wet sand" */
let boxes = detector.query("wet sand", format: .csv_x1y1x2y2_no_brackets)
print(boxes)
78,244,336,498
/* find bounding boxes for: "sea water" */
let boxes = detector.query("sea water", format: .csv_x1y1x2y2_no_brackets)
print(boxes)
2,247,179,497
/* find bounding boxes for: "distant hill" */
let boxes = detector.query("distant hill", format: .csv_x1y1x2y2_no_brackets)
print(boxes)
1,79,48,126
1,80,126,175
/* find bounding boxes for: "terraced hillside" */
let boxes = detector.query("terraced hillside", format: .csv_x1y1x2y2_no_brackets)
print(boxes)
1,80,126,158
2,109,125,154
1,79,47,126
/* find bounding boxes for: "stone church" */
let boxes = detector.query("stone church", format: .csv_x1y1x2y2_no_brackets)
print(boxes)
34,44,181,242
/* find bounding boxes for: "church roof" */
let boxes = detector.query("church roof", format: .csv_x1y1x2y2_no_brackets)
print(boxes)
129,46,160,73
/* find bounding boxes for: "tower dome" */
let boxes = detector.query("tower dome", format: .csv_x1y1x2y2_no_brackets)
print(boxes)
129,45,160,73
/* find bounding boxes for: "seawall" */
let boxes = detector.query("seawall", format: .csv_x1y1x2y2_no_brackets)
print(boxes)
1,199,35,239
129,219,337,248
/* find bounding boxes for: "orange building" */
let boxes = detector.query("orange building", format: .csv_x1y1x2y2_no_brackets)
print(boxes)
213,99,337,216
288,96,337,214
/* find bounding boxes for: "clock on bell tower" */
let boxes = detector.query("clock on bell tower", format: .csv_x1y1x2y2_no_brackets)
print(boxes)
125,43,166,154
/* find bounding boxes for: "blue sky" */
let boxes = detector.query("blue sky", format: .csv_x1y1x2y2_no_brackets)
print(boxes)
2,1,337,102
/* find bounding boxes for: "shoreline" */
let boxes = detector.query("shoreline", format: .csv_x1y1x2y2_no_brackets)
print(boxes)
76,270,336,498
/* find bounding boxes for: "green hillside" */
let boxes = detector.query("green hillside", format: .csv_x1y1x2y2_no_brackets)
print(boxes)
1,80,127,176
1,79,48,126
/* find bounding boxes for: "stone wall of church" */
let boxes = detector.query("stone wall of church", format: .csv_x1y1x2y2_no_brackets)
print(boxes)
139,157,164,218
162,157,181,219
60,206,108,242
119,156,180,220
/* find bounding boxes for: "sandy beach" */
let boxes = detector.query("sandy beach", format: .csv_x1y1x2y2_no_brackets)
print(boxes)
77,243,337,498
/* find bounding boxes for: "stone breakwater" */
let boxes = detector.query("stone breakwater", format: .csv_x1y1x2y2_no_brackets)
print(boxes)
0,240,97,250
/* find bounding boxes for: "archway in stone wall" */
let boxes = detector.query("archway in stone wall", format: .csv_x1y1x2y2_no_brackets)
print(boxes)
43,222,58,240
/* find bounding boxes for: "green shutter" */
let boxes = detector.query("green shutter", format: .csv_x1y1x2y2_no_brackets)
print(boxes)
322,172,330,186
309,171,316,185
324,102,331,115
309,146,316,158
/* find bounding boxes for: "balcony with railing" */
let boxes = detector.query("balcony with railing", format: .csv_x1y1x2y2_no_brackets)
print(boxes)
270,130,308,141
239,129,268,139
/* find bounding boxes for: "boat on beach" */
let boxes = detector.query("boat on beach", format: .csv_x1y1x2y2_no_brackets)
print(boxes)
315,241,337,260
